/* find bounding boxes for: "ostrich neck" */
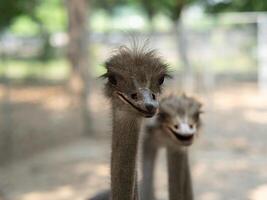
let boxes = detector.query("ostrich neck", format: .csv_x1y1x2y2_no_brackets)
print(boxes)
111,107,142,200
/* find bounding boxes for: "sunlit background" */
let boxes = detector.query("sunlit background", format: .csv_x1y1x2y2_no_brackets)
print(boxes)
0,0,267,200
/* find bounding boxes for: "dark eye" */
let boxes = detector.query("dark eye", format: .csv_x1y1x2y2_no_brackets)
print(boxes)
108,75,117,85
158,76,165,85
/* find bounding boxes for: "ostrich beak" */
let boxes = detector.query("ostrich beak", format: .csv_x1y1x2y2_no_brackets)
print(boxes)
116,88,159,118
140,89,159,117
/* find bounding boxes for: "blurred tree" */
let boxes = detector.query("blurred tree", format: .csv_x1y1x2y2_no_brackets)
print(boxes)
114,0,195,88
139,0,161,31
91,0,196,89
31,15,54,61
91,0,130,33
67,0,93,136
202,0,267,13
159,0,196,91
92,0,124,15
0,0,38,164
0,0,37,31
1,0,66,61
31,0,67,61
0,45,12,164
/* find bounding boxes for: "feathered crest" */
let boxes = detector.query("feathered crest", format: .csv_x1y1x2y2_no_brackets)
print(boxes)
160,93,203,115
101,39,172,80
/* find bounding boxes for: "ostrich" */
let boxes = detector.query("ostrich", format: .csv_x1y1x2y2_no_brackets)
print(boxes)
89,93,202,200
141,94,203,200
100,44,170,200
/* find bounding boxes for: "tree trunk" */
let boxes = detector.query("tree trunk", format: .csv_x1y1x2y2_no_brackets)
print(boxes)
174,18,194,92
0,38,12,164
66,0,93,136
33,17,53,61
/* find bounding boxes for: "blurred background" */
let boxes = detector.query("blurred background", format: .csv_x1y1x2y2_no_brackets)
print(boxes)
0,0,267,199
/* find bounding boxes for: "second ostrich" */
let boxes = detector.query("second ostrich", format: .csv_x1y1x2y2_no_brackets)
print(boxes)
102,45,170,200
141,94,203,200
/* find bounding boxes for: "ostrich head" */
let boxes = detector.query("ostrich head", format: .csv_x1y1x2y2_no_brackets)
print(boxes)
158,94,203,146
102,45,171,118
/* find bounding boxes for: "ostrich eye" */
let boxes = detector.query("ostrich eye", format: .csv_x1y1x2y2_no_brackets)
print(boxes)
108,75,117,85
158,76,165,85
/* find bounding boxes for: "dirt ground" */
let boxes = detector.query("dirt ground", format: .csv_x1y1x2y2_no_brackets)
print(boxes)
0,83,267,200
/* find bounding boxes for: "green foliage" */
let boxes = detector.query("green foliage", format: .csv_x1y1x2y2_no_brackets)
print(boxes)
10,15,39,36
139,0,161,20
132,0,188,22
34,0,67,32
4,0,66,35
0,0,38,31
13,0,66,61
202,0,267,13
158,0,186,21
91,0,198,27
139,0,198,22
91,0,131,15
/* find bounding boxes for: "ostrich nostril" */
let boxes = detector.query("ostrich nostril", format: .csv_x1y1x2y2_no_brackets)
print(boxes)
131,93,138,100
174,124,179,129
145,104,156,113
152,93,156,100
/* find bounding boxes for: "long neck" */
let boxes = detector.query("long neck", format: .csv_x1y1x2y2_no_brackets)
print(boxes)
111,107,142,200
167,147,193,200
140,129,158,200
